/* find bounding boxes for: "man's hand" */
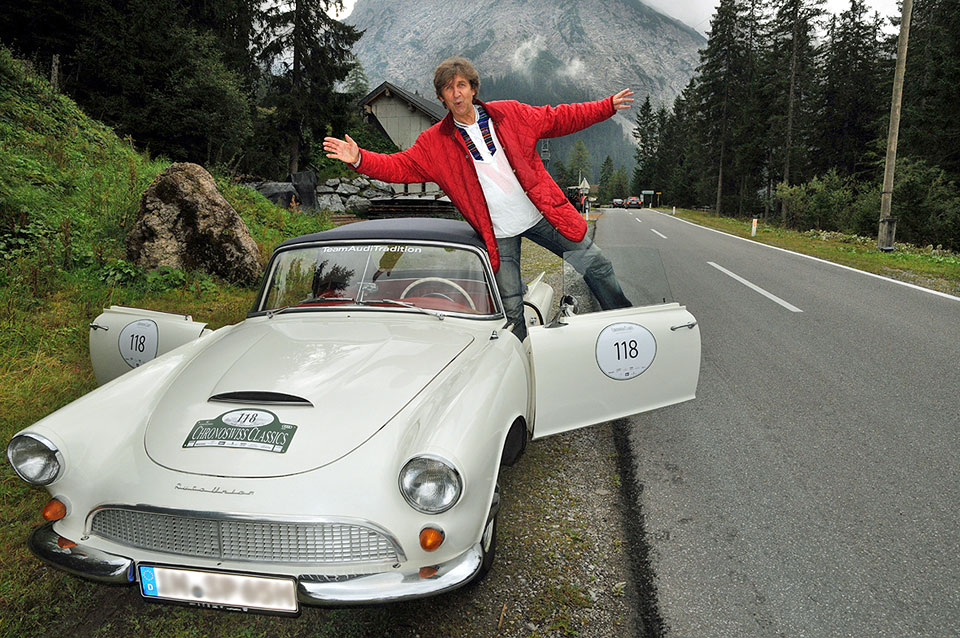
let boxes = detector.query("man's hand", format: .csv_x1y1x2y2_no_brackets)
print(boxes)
323,134,360,165
612,89,635,111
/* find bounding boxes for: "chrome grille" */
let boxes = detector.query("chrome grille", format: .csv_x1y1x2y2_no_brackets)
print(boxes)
90,508,399,565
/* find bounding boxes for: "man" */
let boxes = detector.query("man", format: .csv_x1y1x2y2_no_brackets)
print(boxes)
323,57,633,341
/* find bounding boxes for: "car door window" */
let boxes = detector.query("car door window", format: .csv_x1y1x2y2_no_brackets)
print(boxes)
561,246,673,314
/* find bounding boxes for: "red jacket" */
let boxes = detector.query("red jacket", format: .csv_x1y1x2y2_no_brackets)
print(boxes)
355,97,616,272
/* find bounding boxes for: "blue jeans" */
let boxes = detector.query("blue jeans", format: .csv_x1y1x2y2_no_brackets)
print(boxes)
494,217,631,341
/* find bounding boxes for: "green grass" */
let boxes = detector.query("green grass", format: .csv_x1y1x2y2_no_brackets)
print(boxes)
667,208,960,297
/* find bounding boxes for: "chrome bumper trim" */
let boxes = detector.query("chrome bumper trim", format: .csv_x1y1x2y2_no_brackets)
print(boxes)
29,522,135,584
28,522,482,605
296,544,482,605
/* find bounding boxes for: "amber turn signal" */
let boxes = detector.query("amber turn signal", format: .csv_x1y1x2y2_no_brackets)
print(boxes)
42,498,67,521
419,527,445,552
419,566,439,579
57,536,77,549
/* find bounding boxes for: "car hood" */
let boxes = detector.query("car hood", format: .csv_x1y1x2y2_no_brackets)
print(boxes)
144,317,473,478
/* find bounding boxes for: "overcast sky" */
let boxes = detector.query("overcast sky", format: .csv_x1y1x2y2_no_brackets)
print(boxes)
335,0,902,34
646,0,901,33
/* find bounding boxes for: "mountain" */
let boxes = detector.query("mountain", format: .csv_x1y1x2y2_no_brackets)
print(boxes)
346,0,706,179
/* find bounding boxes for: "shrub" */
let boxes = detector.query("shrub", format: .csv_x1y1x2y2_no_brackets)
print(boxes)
777,160,960,251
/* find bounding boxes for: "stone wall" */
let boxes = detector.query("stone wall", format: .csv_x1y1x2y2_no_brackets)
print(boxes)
315,177,395,214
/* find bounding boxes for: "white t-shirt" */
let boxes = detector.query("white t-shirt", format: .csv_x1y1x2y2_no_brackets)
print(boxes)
455,107,543,238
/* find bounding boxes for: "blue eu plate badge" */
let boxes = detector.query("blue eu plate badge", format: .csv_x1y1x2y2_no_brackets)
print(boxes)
139,565,158,597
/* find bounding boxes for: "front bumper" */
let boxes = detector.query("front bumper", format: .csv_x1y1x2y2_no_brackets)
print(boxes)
28,522,482,605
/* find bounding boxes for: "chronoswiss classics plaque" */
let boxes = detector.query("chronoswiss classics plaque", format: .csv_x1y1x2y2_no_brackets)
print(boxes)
183,409,298,454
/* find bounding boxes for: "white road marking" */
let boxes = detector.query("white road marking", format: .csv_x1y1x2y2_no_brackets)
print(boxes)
651,229,668,239
655,211,960,302
635,218,642,223
708,262,804,313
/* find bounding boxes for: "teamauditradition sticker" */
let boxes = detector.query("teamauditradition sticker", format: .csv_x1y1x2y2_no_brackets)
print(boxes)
183,409,297,454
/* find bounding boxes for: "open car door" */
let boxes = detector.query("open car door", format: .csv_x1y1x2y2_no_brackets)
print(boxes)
528,247,701,439
89,306,209,385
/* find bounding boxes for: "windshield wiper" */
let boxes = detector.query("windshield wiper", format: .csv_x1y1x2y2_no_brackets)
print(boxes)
363,298,445,320
266,297,357,318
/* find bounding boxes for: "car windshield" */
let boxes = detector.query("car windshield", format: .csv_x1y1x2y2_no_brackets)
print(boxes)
260,242,498,316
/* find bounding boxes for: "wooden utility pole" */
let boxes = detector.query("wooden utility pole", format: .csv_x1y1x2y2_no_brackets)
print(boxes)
878,0,914,251
50,54,59,92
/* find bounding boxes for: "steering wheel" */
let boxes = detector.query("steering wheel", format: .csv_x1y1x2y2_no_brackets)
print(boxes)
400,277,477,310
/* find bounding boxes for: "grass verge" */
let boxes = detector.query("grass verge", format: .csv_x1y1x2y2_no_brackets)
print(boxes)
668,208,960,297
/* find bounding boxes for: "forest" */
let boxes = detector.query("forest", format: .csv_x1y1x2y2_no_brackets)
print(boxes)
624,0,959,250
2,0,957,250
0,0,387,180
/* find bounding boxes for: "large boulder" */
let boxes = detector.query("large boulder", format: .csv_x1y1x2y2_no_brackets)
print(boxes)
126,163,261,285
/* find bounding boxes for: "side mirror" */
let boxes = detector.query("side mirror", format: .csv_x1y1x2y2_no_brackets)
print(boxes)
546,295,578,329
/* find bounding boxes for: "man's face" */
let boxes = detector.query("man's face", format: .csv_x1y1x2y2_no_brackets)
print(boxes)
440,74,476,122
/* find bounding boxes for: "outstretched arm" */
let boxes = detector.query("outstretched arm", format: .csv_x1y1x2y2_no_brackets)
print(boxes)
534,88,635,139
323,134,431,184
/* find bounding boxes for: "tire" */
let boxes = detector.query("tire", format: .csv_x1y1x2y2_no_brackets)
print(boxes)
471,484,500,583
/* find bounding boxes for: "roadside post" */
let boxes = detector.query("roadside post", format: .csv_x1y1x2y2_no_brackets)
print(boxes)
578,177,590,221
752,218,758,237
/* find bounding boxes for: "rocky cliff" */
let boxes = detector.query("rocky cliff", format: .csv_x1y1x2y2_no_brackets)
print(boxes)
347,0,705,125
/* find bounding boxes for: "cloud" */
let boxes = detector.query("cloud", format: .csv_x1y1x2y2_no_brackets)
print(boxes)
511,38,584,81
559,58,585,79
510,38,546,74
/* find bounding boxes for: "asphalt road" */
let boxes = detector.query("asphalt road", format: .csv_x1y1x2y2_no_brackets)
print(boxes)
592,207,960,637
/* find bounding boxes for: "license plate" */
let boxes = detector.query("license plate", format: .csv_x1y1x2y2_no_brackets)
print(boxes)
138,565,298,614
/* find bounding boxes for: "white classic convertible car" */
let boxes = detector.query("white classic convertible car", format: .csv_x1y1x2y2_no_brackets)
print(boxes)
7,217,700,614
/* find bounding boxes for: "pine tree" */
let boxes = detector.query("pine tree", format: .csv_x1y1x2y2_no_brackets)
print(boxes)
598,156,615,203
692,0,753,215
765,0,824,222
183,0,260,88
731,0,769,217
813,1,886,178
899,0,960,179
659,84,701,208
632,96,657,192
648,105,671,199
566,140,594,184
256,0,362,173
343,57,370,99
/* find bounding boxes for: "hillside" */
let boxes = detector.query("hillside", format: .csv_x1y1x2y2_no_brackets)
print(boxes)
0,48,327,281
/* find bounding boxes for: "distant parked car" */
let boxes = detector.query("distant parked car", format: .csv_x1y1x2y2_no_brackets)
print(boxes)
611,199,624,208
625,196,642,208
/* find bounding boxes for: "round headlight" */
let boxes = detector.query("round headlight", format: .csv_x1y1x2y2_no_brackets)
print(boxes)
399,456,462,514
7,433,62,486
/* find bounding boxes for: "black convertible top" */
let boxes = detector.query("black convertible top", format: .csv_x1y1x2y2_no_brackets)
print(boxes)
277,217,486,253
